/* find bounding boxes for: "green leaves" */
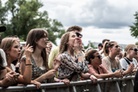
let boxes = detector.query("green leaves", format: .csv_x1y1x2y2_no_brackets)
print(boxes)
0,0,65,44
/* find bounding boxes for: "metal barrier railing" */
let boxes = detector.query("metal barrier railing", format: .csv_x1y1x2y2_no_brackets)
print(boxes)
0,75,135,92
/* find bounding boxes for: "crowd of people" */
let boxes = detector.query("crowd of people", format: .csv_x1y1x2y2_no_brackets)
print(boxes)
0,25,138,92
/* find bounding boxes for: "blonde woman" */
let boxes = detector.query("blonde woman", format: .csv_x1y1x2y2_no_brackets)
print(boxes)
1,36,33,85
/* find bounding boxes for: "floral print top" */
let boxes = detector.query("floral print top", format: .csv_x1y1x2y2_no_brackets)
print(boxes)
57,51,88,81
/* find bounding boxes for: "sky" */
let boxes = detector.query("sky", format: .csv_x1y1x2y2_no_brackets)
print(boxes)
40,0,138,45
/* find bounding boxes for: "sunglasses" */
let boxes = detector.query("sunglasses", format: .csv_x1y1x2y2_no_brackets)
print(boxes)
95,55,102,59
130,48,138,52
76,32,83,38
115,45,120,48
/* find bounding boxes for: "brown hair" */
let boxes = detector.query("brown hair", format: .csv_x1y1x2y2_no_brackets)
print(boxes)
59,32,70,54
85,49,97,64
1,37,18,55
103,41,117,56
26,28,48,69
67,26,82,32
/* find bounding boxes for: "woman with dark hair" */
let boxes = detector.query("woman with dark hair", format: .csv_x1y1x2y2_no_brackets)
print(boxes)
85,49,122,79
20,28,56,87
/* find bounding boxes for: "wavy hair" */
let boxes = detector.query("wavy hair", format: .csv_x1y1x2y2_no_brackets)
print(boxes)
59,32,70,54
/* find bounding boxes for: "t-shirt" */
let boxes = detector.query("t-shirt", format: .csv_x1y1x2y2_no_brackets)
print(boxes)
120,57,138,70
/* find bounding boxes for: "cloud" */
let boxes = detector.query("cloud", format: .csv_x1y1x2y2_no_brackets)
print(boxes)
40,0,138,29
40,0,138,45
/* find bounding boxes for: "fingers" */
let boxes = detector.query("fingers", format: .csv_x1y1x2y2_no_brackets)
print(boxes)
90,75,97,83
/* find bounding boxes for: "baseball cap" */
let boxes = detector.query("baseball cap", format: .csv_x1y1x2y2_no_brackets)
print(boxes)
0,25,6,32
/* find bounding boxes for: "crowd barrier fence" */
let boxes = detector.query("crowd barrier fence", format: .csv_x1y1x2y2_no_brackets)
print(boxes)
0,75,135,92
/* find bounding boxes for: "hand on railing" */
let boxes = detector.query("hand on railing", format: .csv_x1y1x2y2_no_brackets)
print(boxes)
0,71,18,87
31,80,41,89
89,75,97,83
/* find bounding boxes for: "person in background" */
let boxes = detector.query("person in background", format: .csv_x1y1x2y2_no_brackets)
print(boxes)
86,49,122,79
134,70,138,92
97,43,103,53
120,44,138,73
46,41,53,56
102,41,134,92
1,36,33,85
48,25,83,69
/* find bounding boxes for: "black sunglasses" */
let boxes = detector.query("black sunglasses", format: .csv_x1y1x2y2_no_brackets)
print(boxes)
95,55,102,59
76,32,83,38
130,48,138,52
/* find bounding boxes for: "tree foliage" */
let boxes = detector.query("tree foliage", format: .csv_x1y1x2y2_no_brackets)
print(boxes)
0,0,65,45
130,11,138,39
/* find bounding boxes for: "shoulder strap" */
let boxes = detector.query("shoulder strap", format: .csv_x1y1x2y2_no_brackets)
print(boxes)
124,57,130,65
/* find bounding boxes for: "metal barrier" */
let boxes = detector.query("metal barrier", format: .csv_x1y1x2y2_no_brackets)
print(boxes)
0,75,135,92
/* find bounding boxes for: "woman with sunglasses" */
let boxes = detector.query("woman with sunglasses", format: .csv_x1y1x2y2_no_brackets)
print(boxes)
102,41,134,92
86,49,122,79
119,44,138,73
54,32,97,86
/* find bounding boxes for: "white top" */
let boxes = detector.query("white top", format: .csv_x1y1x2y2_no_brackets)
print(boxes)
0,49,7,67
119,57,138,70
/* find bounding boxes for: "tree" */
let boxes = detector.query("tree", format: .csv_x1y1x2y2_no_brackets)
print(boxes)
130,11,138,38
1,0,65,45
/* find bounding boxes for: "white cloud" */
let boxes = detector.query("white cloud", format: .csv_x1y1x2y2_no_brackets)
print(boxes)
40,0,138,45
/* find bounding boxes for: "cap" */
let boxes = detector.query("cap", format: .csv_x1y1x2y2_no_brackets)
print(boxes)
0,26,6,32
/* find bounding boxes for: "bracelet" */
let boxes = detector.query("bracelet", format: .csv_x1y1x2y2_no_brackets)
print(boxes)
25,64,32,66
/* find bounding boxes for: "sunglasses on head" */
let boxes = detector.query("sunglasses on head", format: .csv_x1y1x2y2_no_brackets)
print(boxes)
130,48,138,52
76,32,83,38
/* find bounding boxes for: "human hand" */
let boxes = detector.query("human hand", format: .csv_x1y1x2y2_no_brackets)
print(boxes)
61,78,70,85
44,69,56,79
24,44,33,57
89,75,97,83
114,70,123,77
1,72,18,87
31,80,41,89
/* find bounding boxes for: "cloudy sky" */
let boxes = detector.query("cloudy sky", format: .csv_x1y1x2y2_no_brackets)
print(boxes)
40,0,138,45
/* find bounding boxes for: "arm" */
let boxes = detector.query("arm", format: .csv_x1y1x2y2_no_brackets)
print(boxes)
18,45,33,84
34,69,56,82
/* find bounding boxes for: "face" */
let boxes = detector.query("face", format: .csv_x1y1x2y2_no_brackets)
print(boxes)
67,32,82,48
36,33,48,49
129,46,138,57
110,42,120,55
8,41,21,61
46,42,52,53
91,52,102,66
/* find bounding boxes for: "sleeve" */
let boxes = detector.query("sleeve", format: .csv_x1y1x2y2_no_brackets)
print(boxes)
0,49,7,67
102,57,112,72
119,58,128,70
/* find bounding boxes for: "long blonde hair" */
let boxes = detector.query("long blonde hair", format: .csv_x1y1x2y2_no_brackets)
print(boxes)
59,32,70,54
